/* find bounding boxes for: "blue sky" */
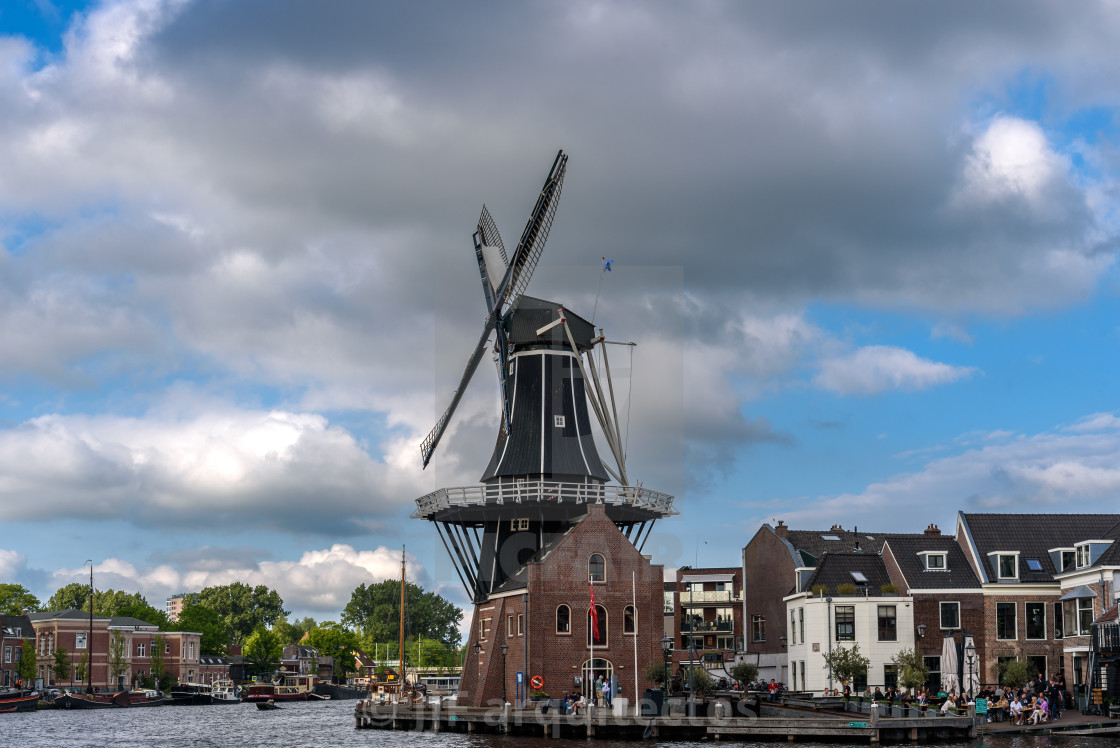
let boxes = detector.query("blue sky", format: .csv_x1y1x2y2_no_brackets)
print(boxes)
2,0,1120,629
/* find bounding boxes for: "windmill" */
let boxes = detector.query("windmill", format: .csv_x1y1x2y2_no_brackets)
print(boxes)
413,151,676,604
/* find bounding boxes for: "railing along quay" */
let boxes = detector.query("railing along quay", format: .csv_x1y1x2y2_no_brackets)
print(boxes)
353,698,977,743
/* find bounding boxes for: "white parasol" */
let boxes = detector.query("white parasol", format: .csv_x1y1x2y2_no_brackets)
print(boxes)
940,634,959,696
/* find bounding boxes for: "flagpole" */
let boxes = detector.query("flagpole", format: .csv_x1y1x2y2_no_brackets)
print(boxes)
589,581,594,702
632,571,639,716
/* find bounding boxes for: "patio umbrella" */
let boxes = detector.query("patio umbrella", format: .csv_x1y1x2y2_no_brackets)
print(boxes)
962,633,980,697
940,633,959,696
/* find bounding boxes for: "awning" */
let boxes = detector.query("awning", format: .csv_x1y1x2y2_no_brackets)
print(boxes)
1060,585,1099,601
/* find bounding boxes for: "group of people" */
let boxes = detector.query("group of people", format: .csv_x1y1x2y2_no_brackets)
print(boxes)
558,675,616,714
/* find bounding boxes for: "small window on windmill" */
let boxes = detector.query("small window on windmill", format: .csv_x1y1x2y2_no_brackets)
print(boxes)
510,518,530,531
554,415,566,428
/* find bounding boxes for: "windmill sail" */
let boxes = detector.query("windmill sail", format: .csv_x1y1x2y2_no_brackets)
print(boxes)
420,318,497,468
498,151,566,311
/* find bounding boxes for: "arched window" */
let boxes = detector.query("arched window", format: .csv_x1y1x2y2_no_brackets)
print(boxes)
587,605,607,647
589,553,605,582
624,605,636,634
556,604,571,634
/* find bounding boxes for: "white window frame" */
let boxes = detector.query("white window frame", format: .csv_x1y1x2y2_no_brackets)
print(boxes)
1025,601,1047,640
517,613,524,636
988,551,1019,580
921,552,947,570
1076,544,1091,569
75,632,87,649
137,642,146,657
556,605,571,635
996,602,1017,640
940,601,960,629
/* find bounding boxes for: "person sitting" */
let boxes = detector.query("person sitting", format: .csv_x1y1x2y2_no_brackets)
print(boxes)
940,695,956,716
1030,695,1048,724
873,687,885,702
1010,696,1023,725
994,694,1009,722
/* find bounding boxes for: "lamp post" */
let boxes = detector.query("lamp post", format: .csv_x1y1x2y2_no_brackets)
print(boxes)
779,635,787,649
825,596,834,693
660,636,673,699
473,642,481,698
499,642,509,705
964,640,976,699
917,623,927,641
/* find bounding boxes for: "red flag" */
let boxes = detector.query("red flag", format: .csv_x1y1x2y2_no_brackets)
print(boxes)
589,583,600,642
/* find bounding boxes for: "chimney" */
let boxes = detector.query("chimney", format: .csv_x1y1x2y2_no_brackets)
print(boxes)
924,523,941,536
830,524,844,532
775,520,788,539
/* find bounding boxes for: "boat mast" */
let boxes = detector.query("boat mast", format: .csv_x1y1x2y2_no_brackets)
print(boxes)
399,545,405,698
86,560,94,694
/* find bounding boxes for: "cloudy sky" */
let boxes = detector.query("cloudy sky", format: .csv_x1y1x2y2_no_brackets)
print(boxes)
2,0,1120,625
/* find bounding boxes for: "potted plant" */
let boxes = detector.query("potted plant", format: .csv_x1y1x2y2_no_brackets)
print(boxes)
880,584,898,596
836,583,857,595
811,584,829,597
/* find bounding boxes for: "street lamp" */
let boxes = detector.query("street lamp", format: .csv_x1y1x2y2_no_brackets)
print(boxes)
825,596,834,693
779,635,787,648
499,642,509,705
660,636,673,693
964,639,976,699
916,623,927,640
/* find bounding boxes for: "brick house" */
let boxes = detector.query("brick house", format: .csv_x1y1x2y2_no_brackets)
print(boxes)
28,609,203,689
457,504,664,707
0,614,33,687
670,567,743,676
785,552,914,694
742,521,907,683
881,525,983,694
955,512,1120,690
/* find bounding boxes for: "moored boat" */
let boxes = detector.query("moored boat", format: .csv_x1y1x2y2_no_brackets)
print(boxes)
0,689,39,713
245,675,318,702
168,683,211,706
210,679,240,704
56,690,165,709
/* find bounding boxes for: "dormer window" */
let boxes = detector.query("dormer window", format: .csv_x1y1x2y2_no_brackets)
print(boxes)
988,551,1019,581
918,551,948,571
1077,544,1091,568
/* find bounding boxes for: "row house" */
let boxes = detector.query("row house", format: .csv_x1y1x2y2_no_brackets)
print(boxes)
27,609,204,689
669,566,743,674
0,614,33,687
281,644,333,682
743,521,911,682
785,553,915,693
881,525,982,694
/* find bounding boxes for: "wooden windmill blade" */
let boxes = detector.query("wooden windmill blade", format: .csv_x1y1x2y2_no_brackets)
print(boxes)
496,150,567,312
420,316,497,468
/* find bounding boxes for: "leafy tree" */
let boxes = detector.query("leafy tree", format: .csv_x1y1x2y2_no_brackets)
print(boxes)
891,647,930,693
821,643,869,689
115,599,169,629
243,624,283,676
999,658,1033,691
173,601,230,655
51,647,72,685
685,666,714,696
304,622,361,680
45,585,157,617
16,643,35,682
643,661,669,685
344,580,463,649
109,631,128,688
730,661,759,686
46,583,90,612
151,635,166,690
75,650,89,687
198,583,288,645
0,583,41,614
409,637,459,670
273,616,317,645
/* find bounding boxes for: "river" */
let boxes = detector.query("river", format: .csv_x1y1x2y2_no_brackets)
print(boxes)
4,700,1107,747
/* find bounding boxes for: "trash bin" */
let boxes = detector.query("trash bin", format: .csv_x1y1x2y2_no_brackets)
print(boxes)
642,688,663,717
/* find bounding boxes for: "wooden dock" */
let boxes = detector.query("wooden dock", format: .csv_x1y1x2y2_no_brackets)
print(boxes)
353,699,976,743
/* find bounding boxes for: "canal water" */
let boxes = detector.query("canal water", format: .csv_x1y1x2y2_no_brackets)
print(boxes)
4,700,1108,747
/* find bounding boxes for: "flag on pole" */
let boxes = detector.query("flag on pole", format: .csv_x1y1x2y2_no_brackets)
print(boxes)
590,583,600,642
602,257,613,272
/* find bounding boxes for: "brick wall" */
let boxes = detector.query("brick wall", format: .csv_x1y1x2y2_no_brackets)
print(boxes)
744,527,796,656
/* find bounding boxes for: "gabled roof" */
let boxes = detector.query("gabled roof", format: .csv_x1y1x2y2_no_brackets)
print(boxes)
28,609,110,622
802,552,893,594
960,513,1120,583
1095,603,1119,625
0,614,34,637
882,536,981,590
785,528,910,567
109,616,158,628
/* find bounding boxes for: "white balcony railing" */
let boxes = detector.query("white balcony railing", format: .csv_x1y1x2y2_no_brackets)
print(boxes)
680,590,742,605
412,480,676,519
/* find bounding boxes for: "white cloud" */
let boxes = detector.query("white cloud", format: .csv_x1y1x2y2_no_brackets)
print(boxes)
0,402,421,533
813,345,977,395
48,544,442,618
957,116,1069,208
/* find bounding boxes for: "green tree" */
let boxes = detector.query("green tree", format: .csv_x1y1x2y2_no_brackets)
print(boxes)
75,650,89,687
643,661,669,685
109,631,128,688
273,616,317,645
0,583,41,615
46,583,90,611
115,599,170,629
999,658,1033,691
51,646,72,685
16,643,35,682
821,643,870,689
243,624,283,676
686,666,714,696
409,637,459,670
151,635,166,690
304,621,361,680
198,583,288,645
343,580,463,649
173,601,230,655
45,585,157,617
730,661,759,686
891,647,930,693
